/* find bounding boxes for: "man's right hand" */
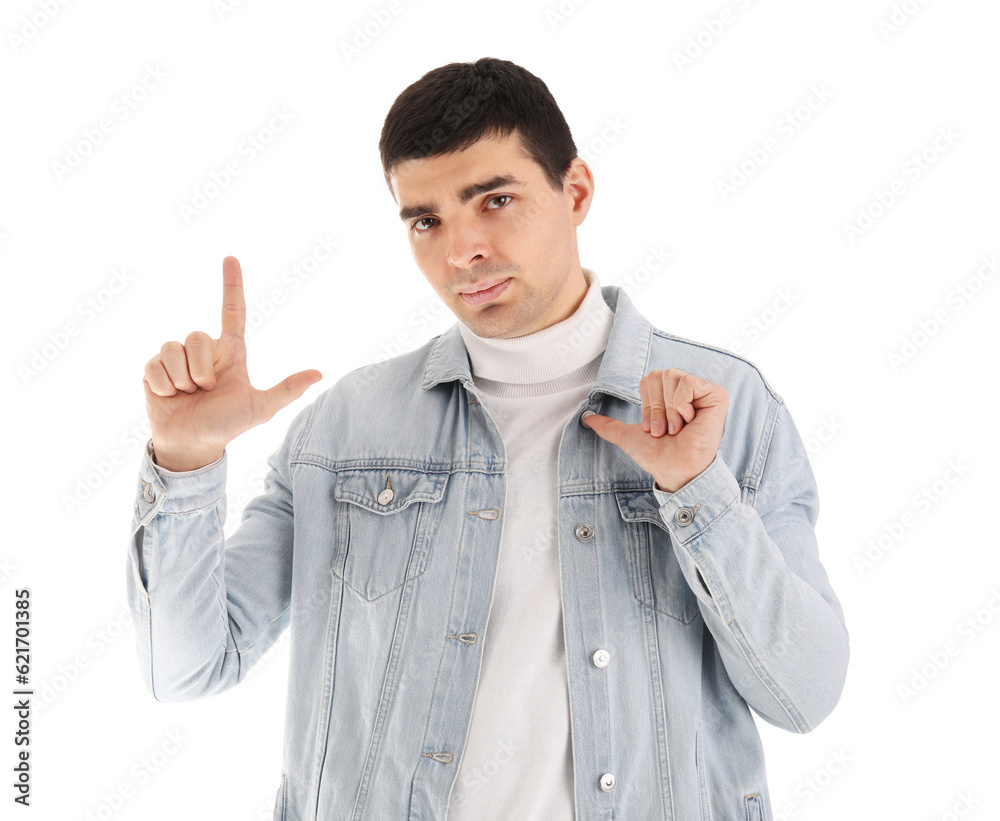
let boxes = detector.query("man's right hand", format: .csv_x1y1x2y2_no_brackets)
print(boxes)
142,255,323,472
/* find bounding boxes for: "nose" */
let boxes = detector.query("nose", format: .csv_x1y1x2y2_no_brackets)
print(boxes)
445,218,491,270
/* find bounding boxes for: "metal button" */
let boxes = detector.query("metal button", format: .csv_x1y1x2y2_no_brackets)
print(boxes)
600,773,616,792
575,523,594,542
580,410,596,426
378,474,394,505
143,484,156,503
674,507,694,526
592,649,610,668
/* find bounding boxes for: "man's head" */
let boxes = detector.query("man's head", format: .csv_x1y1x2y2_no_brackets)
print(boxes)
379,57,595,339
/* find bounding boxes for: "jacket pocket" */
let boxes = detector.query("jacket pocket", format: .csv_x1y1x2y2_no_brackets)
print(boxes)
272,771,288,821
332,467,448,601
744,792,764,821
616,489,699,623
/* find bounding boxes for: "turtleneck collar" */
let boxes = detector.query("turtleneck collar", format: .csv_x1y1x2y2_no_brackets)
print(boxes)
457,268,615,388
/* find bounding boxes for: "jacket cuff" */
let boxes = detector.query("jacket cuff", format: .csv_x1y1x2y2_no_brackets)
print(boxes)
651,453,742,545
134,438,227,525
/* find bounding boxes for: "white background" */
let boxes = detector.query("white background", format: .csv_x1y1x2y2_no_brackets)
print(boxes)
3,0,998,818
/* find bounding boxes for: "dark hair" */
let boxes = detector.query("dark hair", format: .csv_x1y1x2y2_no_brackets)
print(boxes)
379,57,578,196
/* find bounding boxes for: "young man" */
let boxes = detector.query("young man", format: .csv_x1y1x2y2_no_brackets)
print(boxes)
129,58,848,820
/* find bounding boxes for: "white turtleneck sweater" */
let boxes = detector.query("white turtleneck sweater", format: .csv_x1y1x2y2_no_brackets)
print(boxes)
445,268,616,821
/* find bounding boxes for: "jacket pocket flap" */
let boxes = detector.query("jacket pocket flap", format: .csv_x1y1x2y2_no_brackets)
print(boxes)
334,468,447,514
615,488,669,530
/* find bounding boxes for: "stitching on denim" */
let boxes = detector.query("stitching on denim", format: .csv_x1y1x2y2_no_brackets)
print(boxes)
350,566,422,817
140,529,157,700
630,521,699,624
637,568,675,819
209,504,240,664
695,729,712,821
726,615,806,731
289,395,320,459
748,398,781,498
650,328,782,404
234,605,292,656
676,495,738,547
152,499,225,515
686,534,806,729
440,468,498,815
312,543,349,820
293,453,472,473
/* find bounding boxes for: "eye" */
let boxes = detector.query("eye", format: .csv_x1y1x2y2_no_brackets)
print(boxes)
487,195,512,209
411,217,438,233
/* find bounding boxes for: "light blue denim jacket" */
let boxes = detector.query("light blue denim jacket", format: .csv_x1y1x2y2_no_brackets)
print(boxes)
126,283,849,821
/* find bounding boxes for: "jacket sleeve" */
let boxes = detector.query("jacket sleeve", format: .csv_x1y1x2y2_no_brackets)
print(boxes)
651,397,849,733
125,399,317,702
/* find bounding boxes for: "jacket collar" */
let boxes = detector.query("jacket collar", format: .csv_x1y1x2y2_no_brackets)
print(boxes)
421,284,652,409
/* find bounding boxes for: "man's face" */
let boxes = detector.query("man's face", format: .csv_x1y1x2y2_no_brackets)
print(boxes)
389,131,594,339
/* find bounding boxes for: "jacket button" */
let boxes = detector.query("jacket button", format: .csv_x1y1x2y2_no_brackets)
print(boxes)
143,484,156,503
599,772,616,791
575,523,594,542
674,507,694,526
592,649,610,668
378,474,394,505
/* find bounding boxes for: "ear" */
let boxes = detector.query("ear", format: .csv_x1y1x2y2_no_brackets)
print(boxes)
562,158,594,226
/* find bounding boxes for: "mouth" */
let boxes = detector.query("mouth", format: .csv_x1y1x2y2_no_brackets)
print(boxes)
461,277,510,294
460,277,512,305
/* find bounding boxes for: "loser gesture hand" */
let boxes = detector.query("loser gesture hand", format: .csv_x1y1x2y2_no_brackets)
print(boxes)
142,256,322,471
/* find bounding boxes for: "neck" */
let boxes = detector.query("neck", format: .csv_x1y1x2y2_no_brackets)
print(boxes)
458,268,615,392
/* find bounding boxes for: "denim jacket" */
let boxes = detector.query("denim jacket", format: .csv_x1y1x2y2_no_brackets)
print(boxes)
126,283,849,821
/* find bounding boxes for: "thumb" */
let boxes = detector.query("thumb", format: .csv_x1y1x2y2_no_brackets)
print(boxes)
581,411,619,444
257,369,323,422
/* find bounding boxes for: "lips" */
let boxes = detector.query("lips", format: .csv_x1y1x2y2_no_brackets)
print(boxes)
459,277,511,305
462,278,508,294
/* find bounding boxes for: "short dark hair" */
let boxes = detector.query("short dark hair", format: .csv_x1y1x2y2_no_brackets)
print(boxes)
379,57,578,197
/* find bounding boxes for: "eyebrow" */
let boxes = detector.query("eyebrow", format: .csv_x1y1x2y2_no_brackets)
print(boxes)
398,174,528,222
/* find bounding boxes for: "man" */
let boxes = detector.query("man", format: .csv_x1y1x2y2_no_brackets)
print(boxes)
128,57,848,820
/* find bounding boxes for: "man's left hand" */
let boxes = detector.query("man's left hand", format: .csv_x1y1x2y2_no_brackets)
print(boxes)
582,368,728,493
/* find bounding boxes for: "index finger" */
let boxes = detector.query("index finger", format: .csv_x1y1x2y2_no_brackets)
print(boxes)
221,255,246,339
